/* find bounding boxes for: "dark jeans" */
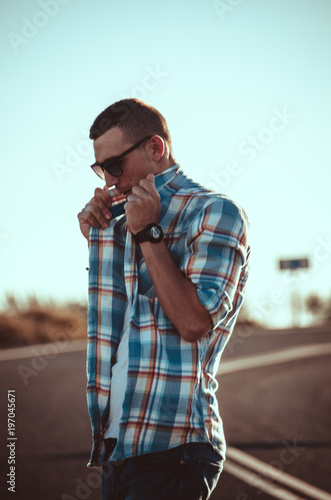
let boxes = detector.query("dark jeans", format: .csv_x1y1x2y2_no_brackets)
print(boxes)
101,442,224,500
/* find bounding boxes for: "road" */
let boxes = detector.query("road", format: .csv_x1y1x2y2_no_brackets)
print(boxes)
214,325,331,499
0,325,330,500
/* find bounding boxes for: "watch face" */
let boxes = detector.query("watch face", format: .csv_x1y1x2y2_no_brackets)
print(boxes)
149,226,162,239
135,224,163,244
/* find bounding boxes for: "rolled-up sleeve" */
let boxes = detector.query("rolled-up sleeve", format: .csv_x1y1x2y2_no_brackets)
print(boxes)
181,197,249,330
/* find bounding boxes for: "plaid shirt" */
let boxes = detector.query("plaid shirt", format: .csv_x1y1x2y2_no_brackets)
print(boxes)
86,165,250,467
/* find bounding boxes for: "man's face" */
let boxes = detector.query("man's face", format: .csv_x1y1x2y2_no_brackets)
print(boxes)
93,127,154,197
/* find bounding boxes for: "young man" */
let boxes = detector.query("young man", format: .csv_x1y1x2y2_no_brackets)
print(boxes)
77,98,250,500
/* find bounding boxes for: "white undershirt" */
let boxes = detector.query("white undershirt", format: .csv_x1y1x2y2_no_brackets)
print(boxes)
104,304,130,439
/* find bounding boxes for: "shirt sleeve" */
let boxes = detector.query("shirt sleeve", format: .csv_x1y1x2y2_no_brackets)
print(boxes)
180,197,250,330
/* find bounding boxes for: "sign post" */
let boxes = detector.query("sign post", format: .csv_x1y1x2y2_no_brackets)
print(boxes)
279,258,310,327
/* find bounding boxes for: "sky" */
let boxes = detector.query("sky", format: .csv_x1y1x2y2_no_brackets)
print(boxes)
1,0,330,328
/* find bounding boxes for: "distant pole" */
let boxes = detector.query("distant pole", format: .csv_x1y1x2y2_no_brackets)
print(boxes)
290,271,301,328
279,258,310,328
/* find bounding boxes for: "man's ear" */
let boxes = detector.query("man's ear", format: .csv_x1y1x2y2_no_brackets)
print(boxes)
149,136,165,161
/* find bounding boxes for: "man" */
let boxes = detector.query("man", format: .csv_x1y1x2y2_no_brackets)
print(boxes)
77,98,250,500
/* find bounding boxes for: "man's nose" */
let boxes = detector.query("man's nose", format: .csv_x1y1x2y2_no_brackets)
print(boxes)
104,171,119,187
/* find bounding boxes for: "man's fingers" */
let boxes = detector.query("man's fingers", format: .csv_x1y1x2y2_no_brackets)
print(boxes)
85,188,112,221
80,212,102,229
78,188,118,239
88,201,112,222
94,187,112,207
138,177,158,197
126,194,141,203
131,185,149,199
146,173,155,184
89,204,112,227
80,203,112,228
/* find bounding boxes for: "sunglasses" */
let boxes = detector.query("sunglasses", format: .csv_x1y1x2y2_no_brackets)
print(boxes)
90,135,152,180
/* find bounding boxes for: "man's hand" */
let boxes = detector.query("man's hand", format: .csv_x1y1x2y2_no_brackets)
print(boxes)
125,173,161,234
77,187,114,239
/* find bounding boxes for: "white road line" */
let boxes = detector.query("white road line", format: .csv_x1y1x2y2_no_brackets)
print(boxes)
0,339,87,361
224,460,305,500
218,343,331,375
2,340,331,369
242,326,330,337
226,447,331,500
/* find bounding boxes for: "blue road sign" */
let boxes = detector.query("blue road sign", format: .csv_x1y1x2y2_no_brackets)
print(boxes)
279,258,310,270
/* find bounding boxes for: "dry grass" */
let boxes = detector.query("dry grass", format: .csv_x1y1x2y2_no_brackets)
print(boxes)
0,295,87,349
0,294,257,350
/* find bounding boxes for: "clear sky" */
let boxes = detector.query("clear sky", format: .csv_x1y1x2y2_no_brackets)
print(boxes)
1,0,330,327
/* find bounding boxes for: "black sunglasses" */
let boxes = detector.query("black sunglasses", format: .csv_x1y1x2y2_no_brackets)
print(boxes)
91,135,153,180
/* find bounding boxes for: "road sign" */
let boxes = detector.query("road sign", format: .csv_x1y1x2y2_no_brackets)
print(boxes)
279,258,310,271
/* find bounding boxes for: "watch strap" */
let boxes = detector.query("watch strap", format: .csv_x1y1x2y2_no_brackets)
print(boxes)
134,223,164,244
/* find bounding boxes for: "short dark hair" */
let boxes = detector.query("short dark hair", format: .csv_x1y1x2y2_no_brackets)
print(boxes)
89,98,174,160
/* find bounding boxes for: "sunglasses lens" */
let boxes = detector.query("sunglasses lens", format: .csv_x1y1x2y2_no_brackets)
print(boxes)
103,161,123,177
92,165,105,180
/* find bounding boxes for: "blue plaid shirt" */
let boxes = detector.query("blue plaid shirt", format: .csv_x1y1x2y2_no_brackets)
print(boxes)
86,165,250,467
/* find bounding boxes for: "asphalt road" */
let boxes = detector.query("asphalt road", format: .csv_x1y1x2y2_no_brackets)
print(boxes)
0,325,330,500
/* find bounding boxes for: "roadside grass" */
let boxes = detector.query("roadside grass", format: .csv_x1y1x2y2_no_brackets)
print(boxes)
0,295,87,349
0,295,257,349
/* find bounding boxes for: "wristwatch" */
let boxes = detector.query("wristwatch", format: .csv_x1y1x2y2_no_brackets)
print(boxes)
134,223,164,244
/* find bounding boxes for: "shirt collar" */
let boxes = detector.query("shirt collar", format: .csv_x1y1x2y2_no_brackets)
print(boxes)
154,164,180,194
